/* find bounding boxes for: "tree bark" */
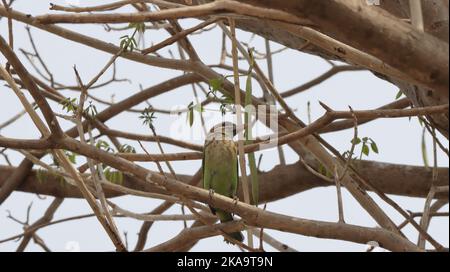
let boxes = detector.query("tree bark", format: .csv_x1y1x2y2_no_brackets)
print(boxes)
168,0,450,137
1,160,447,202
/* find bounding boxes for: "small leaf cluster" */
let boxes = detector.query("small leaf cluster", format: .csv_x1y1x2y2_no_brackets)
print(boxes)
119,22,145,52
318,163,333,178
59,97,97,117
120,34,138,52
96,140,114,153
103,167,123,185
351,137,379,159
65,150,77,164
103,144,136,184
36,168,66,187
139,108,157,130
37,150,77,185
129,22,146,34
207,78,235,116
60,97,77,114
119,144,136,154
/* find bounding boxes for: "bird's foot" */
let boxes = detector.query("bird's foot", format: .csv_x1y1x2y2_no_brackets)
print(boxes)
232,196,239,207
208,189,215,200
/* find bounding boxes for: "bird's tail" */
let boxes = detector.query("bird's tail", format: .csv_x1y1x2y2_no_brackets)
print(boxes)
217,210,244,243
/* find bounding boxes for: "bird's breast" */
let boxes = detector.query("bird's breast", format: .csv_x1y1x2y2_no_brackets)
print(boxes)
204,140,237,164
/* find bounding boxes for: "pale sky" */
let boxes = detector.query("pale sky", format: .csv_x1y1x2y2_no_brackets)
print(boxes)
0,0,448,252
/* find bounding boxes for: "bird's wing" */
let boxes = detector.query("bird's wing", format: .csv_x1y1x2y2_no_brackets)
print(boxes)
232,148,239,197
202,145,217,214
202,147,210,190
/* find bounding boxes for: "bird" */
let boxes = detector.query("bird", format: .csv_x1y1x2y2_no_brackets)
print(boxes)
202,121,244,243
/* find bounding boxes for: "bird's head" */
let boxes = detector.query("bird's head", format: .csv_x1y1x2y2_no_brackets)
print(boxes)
206,122,237,141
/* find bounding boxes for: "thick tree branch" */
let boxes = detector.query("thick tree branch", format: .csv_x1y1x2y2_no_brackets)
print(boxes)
238,0,449,98
32,1,449,97
43,136,425,251
2,160,447,202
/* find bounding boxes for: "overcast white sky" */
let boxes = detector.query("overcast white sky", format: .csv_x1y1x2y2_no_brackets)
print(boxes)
0,0,448,252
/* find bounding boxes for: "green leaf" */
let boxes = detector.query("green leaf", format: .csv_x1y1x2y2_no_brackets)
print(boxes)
326,169,333,179
96,140,113,153
395,90,403,100
36,168,47,183
318,164,326,176
221,93,233,104
248,152,259,206
421,127,429,168
188,108,194,127
129,22,145,33
193,103,204,113
370,141,379,154
418,117,424,127
186,102,195,126
65,151,77,164
140,108,157,130
60,97,77,114
244,51,258,206
116,171,123,185
318,163,332,177
104,167,113,182
362,144,370,157
120,144,136,154
119,39,126,50
119,36,129,50
307,101,312,124
104,167,123,185
105,167,114,183
208,78,223,94
119,34,138,52
351,137,361,145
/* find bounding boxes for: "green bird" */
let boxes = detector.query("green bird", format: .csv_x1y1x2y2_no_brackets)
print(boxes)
203,122,244,243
